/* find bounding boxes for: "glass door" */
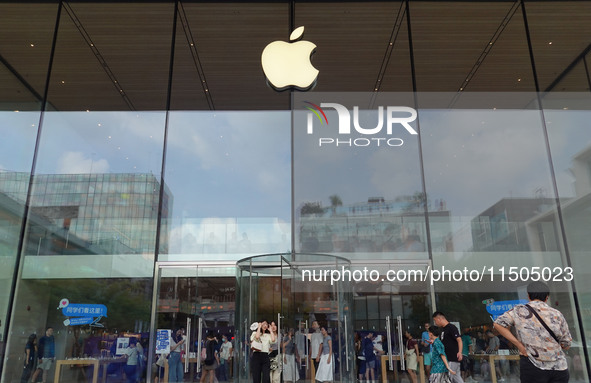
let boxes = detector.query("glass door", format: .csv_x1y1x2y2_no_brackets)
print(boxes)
351,261,432,383
236,253,354,383
150,262,237,383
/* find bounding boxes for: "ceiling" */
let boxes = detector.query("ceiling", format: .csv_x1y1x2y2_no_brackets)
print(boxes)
1,1,590,111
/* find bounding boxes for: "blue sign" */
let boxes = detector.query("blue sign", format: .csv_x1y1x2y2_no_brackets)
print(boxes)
62,304,108,318
486,299,527,320
156,329,171,354
59,298,107,327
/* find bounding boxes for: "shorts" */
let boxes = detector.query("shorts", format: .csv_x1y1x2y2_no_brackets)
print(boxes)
366,360,376,370
40,358,54,370
423,352,432,365
203,360,218,371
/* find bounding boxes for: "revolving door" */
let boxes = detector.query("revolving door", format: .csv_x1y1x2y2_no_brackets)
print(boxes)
236,253,354,383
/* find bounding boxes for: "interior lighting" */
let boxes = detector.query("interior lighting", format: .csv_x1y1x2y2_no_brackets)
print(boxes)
549,42,553,45
61,80,65,84
517,78,521,82
30,43,34,47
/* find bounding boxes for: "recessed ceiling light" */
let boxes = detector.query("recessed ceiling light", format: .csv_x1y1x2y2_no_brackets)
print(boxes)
30,43,34,47
548,42,553,45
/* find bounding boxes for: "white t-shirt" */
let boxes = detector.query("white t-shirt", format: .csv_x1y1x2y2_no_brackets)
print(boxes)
311,331,323,358
220,341,233,360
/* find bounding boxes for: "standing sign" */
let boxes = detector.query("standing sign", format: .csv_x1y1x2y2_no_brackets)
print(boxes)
156,329,171,354
486,299,528,320
116,337,130,355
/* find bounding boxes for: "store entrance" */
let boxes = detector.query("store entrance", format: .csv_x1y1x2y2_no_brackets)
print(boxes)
150,262,237,383
235,253,355,383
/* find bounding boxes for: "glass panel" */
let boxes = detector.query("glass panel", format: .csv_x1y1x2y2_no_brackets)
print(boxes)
161,112,291,262
544,93,591,381
293,92,428,262
0,2,57,378
236,254,354,383
152,264,236,383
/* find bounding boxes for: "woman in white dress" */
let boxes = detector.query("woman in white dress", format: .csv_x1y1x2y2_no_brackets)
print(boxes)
314,327,333,382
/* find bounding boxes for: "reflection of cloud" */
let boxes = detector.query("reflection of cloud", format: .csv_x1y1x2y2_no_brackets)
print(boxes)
167,217,290,254
421,110,558,216
58,151,109,174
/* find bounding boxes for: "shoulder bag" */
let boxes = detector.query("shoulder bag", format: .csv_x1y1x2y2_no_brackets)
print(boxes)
524,304,560,344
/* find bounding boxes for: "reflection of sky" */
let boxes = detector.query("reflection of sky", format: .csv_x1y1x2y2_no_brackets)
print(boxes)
293,106,591,218
1,106,590,253
0,112,40,172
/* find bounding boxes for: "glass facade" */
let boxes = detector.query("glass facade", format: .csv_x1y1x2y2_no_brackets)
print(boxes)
1,1,591,383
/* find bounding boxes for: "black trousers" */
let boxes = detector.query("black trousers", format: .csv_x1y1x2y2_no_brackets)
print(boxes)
520,356,569,383
251,351,270,383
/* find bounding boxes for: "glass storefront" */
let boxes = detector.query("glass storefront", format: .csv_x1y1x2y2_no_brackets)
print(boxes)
1,1,591,383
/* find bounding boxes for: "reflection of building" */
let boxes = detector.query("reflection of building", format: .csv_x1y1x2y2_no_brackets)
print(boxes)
0,172,172,255
299,196,451,253
471,197,558,251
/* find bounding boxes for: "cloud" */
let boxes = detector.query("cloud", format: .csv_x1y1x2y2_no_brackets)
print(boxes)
58,151,109,174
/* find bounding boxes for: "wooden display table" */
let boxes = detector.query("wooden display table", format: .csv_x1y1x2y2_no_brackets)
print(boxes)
54,357,126,383
380,354,425,383
471,353,520,383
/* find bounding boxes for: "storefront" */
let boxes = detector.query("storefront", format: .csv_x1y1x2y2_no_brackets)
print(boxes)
1,1,591,382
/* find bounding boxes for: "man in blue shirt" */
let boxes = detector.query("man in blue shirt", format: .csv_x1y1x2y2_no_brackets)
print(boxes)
31,327,55,383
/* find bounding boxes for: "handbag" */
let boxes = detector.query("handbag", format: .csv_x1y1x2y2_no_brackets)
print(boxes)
270,354,282,371
251,340,263,352
524,304,560,343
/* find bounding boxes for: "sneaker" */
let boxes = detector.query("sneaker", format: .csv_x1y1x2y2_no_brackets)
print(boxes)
498,378,506,382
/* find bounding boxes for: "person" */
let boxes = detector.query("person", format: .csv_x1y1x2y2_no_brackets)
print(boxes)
169,328,185,383
250,320,276,383
314,326,333,382
361,332,377,383
31,327,55,383
404,331,419,383
21,334,37,383
485,330,504,381
428,326,457,383
310,320,323,379
283,328,300,383
460,329,476,383
432,312,464,383
122,337,140,383
218,334,233,382
493,281,572,383
201,332,219,383
269,322,281,383
421,323,433,377
355,333,366,382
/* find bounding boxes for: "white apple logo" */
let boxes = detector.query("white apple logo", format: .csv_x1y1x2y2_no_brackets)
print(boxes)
262,26,319,91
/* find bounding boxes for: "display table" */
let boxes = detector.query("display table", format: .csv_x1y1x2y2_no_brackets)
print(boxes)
380,354,425,383
471,353,520,383
54,357,126,383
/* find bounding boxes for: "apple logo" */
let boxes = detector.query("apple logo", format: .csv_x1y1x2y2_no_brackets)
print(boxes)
261,26,319,91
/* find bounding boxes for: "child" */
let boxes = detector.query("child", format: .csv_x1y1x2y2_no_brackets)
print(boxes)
428,326,456,383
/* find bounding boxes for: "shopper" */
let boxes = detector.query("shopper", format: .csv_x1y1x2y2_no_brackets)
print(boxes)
361,332,377,383
310,320,323,379
428,326,457,383
218,334,233,382
283,328,300,383
31,327,55,383
269,322,281,383
20,334,37,383
432,312,464,383
201,332,219,383
314,326,333,382
123,337,140,383
421,323,433,377
250,320,276,383
460,329,476,383
404,331,419,383
169,328,185,383
494,281,572,383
